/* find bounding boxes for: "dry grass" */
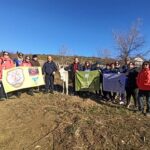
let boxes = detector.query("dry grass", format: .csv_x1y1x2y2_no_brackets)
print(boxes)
0,90,150,150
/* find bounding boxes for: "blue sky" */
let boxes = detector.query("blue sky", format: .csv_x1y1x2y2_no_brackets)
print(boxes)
0,0,150,58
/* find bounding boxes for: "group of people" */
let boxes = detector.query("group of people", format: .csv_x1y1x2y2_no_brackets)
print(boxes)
0,51,57,99
0,51,150,116
66,57,150,116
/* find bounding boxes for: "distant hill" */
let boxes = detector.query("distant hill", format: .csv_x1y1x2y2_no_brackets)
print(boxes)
0,52,116,65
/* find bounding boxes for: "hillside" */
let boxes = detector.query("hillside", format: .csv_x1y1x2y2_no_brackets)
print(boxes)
0,52,116,66
0,92,150,150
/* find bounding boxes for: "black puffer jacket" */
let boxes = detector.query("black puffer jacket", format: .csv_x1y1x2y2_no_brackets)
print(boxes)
126,67,139,89
42,61,57,75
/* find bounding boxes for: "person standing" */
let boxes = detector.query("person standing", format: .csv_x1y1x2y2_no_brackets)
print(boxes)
14,52,24,67
137,61,150,116
102,64,112,101
30,55,41,92
125,62,139,108
92,62,103,97
0,51,14,100
22,56,32,67
69,57,83,95
115,61,121,70
119,57,131,105
122,57,131,73
30,55,40,67
83,61,91,71
13,52,24,97
21,56,34,96
42,56,57,94
109,63,121,102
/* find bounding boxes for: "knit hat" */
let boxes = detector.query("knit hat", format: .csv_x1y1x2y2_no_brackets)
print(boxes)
32,55,38,58
3,51,9,55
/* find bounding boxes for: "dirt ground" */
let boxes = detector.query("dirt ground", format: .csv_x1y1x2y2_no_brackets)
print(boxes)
0,89,150,150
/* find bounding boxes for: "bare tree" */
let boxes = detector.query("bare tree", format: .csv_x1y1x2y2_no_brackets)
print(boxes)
113,19,145,61
58,45,70,64
97,48,111,58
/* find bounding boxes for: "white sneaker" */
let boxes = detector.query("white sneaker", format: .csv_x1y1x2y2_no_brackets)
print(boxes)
119,101,125,105
126,104,131,108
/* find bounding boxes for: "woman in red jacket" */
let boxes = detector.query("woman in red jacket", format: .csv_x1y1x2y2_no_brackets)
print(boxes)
0,51,15,100
0,51,14,79
137,61,150,116
21,56,32,67
21,56,34,96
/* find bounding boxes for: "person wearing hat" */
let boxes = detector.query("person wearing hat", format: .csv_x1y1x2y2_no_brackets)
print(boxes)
14,52,24,67
30,55,41,92
0,51,15,100
30,55,40,67
0,51,14,78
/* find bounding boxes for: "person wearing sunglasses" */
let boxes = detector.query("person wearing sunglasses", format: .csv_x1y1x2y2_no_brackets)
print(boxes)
21,56,34,96
137,61,150,116
0,51,14,100
14,52,24,67
21,56,32,66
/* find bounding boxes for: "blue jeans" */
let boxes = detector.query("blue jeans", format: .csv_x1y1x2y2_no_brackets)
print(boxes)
138,90,150,113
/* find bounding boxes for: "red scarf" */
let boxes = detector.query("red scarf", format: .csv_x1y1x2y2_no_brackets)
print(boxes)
73,63,78,72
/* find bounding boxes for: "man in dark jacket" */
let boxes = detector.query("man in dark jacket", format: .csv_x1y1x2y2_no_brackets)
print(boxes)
42,56,57,94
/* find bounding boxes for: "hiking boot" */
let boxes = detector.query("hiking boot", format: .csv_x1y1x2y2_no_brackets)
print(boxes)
16,92,21,98
34,89,40,93
43,90,48,94
27,91,34,96
49,90,54,94
8,94,16,99
133,106,138,111
136,110,144,115
0,97,6,101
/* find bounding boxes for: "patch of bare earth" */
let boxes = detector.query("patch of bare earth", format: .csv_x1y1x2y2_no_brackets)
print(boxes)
0,92,150,150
